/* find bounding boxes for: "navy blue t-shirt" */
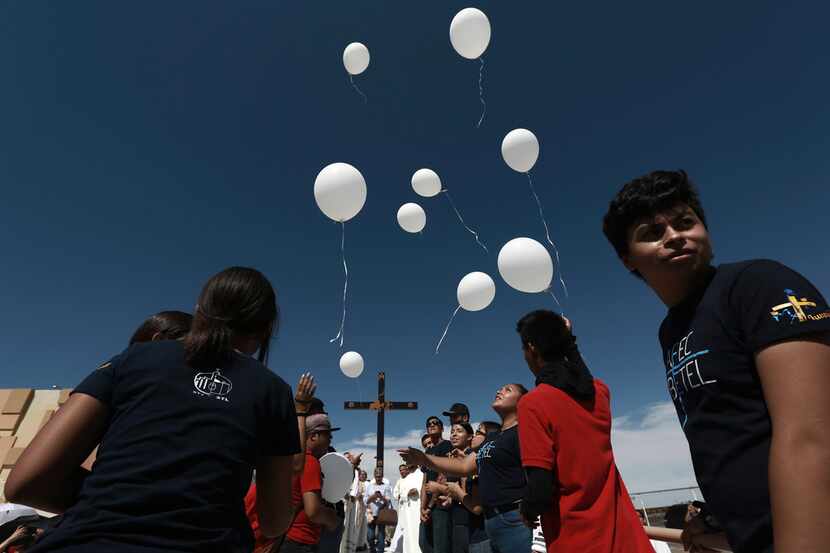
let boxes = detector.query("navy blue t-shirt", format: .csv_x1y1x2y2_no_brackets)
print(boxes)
475,426,526,508
659,260,830,553
30,341,300,553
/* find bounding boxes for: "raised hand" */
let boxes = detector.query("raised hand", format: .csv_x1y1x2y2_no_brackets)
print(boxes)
294,372,317,408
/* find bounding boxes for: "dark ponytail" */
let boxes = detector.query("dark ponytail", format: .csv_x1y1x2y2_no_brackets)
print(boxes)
516,310,595,402
184,267,278,369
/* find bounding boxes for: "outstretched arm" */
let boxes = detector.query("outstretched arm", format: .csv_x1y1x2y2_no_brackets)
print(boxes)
398,447,476,477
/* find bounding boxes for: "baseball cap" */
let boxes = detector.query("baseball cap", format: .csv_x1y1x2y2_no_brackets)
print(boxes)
442,403,470,417
306,414,341,433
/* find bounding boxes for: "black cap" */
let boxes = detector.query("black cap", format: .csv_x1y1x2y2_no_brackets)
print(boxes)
442,403,470,417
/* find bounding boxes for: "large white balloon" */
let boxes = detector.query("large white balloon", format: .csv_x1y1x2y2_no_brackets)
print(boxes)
411,168,442,198
397,203,426,233
339,351,364,378
501,129,539,173
320,453,355,503
450,8,491,60
457,271,496,312
314,163,367,222
343,42,370,76
497,237,553,293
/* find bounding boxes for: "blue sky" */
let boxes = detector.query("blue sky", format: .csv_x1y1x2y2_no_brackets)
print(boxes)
1,2,828,485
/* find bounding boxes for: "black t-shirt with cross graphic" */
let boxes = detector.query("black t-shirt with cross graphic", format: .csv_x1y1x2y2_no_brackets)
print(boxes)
659,259,830,553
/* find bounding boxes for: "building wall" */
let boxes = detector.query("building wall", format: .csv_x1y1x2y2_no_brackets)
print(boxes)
0,388,71,502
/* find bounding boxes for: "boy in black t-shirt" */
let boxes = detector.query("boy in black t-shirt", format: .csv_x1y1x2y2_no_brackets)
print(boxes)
419,416,453,553
602,170,830,553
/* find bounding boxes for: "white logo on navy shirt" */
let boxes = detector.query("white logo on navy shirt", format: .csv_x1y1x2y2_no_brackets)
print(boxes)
193,369,233,402
665,330,716,427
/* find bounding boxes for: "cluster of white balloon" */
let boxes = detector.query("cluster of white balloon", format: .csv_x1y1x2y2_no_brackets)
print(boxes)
318,7,566,376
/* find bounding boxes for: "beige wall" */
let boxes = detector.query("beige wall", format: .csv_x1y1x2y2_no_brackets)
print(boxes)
0,388,71,502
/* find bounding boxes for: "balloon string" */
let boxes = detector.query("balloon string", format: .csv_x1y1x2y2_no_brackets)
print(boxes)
349,74,368,104
527,172,569,298
435,304,462,354
546,287,564,314
441,190,488,255
330,221,348,348
476,57,486,128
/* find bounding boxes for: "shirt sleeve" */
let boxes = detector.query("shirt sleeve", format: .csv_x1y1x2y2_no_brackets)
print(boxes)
301,455,322,494
730,260,830,352
517,393,556,471
72,352,125,406
257,373,302,457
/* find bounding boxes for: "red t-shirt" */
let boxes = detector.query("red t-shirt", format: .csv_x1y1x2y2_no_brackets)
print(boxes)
286,452,324,545
518,379,653,553
244,483,277,552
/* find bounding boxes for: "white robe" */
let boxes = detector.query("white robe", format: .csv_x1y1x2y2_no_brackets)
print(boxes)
398,469,424,553
340,475,369,553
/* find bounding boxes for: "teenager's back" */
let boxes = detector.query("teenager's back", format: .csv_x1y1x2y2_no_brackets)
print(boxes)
29,340,298,553
519,379,652,553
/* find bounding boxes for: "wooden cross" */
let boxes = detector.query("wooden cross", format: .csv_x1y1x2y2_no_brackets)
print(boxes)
344,371,418,470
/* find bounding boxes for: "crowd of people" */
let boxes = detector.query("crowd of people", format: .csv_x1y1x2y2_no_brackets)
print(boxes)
2,170,829,553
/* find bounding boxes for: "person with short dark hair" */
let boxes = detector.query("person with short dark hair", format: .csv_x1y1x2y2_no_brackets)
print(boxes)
128,310,193,345
365,467,392,553
401,384,531,553
602,170,830,553
419,416,452,553
442,403,470,425
6,267,300,553
471,422,499,452
516,310,652,553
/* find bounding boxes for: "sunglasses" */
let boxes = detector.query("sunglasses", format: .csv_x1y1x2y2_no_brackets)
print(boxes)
426,420,441,427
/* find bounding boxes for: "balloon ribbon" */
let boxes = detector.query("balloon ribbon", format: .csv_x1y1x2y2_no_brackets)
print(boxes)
476,57,486,128
330,221,348,348
441,189,488,254
349,75,368,104
527,172,569,300
435,304,462,354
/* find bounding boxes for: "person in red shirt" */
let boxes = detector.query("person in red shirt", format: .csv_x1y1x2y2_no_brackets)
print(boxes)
283,414,341,552
516,310,653,553
246,413,341,553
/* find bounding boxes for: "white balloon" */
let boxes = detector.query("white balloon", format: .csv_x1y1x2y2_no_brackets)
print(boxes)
457,271,496,312
397,203,426,233
314,163,367,222
343,42,370,76
320,453,355,503
411,168,442,198
450,8,491,60
501,129,539,173
497,237,553,293
339,351,364,378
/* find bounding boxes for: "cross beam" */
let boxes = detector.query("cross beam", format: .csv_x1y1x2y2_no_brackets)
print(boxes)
344,372,417,470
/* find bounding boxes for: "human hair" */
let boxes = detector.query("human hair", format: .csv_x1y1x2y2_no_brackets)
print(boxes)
602,170,708,277
664,503,689,529
512,383,529,396
479,421,500,435
420,433,430,445
452,422,474,436
425,416,443,428
184,267,278,369
517,310,594,401
129,311,193,345
516,310,571,362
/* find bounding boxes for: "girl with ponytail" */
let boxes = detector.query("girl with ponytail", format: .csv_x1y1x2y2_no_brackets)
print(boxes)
7,267,301,553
